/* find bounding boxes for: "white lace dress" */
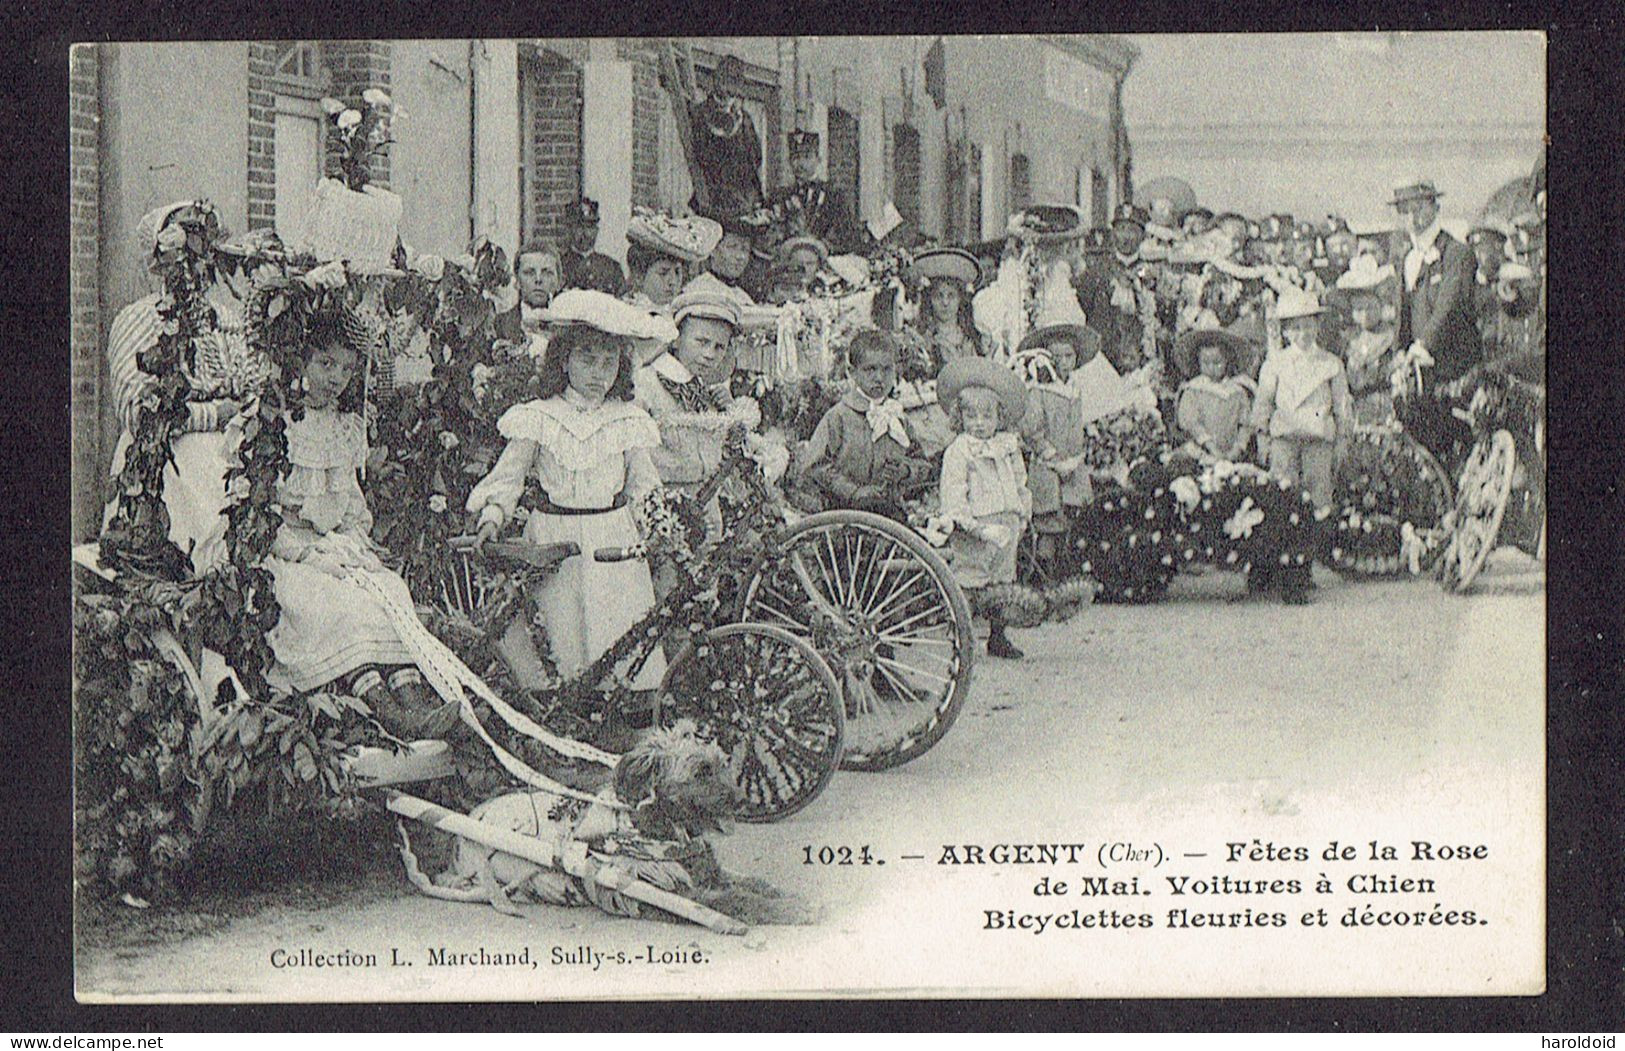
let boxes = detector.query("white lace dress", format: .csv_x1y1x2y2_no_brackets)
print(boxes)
466,392,666,688
264,408,418,692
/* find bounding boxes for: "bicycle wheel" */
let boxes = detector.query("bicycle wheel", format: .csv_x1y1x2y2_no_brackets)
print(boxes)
1439,430,1517,593
660,622,843,822
737,510,976,771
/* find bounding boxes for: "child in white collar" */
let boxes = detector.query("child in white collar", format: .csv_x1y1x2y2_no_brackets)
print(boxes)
938,358,1033,659
1174,329,1254,465
1251,290,1352,508
1250,290,1351,603
468,292,669,691
795,330,933,520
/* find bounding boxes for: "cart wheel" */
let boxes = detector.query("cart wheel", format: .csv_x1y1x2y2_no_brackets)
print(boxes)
1439,430,1517,593
738,510,975,771
1401,430,1456,522
660,622,843,822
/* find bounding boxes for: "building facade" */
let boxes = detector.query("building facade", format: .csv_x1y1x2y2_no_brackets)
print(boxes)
70,35,1138,538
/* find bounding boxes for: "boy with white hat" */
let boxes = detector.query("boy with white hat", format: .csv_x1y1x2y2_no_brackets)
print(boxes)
1249,288,1353,602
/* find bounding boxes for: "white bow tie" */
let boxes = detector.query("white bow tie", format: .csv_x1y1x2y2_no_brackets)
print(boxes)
864,398,910,448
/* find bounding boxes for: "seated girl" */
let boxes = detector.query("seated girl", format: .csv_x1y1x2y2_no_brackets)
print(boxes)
263,316,451,738
468,290,670,692
1172,326,1255,465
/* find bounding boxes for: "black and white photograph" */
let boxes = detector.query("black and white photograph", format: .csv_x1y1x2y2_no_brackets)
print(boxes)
67,31,1550,1001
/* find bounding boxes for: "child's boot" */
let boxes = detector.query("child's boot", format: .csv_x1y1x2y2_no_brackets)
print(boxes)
986,615,1024,659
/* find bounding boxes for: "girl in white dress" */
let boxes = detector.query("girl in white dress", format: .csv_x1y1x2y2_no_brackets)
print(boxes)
467,291,669,692
261,316,456,735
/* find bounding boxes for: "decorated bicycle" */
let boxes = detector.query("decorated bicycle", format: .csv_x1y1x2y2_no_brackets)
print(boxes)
74,94,981,931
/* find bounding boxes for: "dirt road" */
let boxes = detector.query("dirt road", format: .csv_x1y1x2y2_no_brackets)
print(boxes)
77,553,1545,1001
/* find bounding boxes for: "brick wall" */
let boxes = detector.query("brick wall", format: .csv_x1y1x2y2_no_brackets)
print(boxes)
319,41,392,189
892,122,921,229
246,43,277,230
828,106,859,215
71,44,101,540
522,49,583,245
620,39,662,210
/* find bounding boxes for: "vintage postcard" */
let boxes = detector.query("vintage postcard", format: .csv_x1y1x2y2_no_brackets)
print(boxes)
70,31,1547,1001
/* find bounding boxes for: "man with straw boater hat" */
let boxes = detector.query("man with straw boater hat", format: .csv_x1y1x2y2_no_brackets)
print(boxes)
1387,180,1481,463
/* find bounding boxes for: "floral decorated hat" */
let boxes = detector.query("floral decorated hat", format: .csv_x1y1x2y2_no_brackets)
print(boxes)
627,210,725,265
937,357,1030,425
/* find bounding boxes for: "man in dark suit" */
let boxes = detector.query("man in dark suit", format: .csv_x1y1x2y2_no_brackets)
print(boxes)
1073,202,1156,374
766,129,866,254
1390,181,1482,464
560,197,627,295
495,240,563,352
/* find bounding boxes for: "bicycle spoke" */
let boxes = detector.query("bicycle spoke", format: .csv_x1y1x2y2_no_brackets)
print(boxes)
875,654,954,687
866,569,931,622
874,659,929,706
853,531,886,611
881,598,952,637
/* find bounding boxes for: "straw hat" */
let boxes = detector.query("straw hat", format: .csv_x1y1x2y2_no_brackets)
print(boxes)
1388,181,1443,207
670,288,742,330
1009,203,1085,243
937,357,1029,425
1273,287,1325,321
911,246,981,287
1016,294,1101,364
778,235,830,265
1334,254,1396,291
1172,324,1248,380
541,289,679,342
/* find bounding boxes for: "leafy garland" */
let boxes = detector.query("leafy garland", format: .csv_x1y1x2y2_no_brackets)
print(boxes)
99,203,226,581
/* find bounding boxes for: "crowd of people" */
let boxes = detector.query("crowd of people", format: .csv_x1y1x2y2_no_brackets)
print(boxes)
477,131,1545,634
97,120,1546,739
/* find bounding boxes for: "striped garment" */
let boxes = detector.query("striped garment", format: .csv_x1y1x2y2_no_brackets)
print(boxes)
107,293,254,436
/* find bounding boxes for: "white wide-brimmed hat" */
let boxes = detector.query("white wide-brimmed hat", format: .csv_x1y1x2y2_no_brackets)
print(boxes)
1273,287,1326,321
1335,254,1397,291
541,289,679,343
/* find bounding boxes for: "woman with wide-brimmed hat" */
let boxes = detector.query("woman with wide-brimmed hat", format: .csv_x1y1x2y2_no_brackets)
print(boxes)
910,246,984,368
624,210,724,310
